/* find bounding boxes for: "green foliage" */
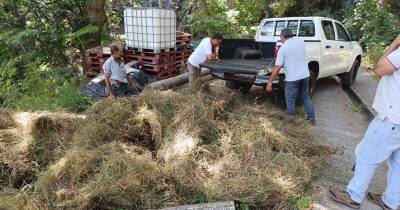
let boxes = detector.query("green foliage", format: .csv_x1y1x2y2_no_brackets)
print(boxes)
288,195,312,210
345,0,400,65
185,0,296,38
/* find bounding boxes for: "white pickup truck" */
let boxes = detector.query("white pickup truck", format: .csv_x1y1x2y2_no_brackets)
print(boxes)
200,17,363,94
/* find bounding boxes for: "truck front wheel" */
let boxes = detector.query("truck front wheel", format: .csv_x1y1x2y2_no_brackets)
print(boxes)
339,59,360,87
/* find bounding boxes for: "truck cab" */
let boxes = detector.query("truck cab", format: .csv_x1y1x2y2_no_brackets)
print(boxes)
200,16,362,93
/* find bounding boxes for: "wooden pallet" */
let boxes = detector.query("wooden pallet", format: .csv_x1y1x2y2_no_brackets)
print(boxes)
139,63,176,73
124,50,176,58
176,40,192,47
124,56,174,65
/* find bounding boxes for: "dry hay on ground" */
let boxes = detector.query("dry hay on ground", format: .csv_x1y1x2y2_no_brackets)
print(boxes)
0,108,15,129
0,82,332,210
0,112,84,188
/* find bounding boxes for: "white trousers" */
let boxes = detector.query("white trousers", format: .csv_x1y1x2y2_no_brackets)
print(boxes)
347,117,400,209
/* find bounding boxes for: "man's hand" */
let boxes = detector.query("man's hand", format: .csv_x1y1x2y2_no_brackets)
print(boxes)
266,82,273,92
109,92,116,99
131,83,138,91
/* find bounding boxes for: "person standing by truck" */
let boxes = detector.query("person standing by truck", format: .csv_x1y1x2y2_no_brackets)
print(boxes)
329,35,400,210
187,33,223,83
266,28,316,123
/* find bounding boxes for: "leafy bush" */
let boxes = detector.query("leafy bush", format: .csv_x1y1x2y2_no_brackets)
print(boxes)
345,0,400,66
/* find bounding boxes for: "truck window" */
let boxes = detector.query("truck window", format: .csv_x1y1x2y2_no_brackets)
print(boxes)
335,22,351,41
260,21,274,36
321,20,335,40
298,20,315,37
275,21,286,36
287,20,299,36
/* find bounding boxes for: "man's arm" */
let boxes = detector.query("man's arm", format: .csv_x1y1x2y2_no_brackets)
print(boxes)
105,73,114,98
266,65,283,92
375,35,400,77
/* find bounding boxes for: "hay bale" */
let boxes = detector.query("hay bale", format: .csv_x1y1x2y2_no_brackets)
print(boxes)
0,108,15,129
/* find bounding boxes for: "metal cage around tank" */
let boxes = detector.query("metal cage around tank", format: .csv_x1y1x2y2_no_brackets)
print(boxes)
124,8,176,51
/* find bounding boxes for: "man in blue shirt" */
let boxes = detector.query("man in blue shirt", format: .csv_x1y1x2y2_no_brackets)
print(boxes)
103,45,138,98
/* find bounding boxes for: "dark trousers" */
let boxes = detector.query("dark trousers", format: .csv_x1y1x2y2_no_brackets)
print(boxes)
111,82,138,97
284,77,315,120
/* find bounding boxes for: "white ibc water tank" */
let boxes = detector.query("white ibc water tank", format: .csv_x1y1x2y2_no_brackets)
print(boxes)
124,8,176,50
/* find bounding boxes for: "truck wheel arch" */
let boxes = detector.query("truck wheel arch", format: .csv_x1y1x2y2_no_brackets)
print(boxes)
308,61,319,79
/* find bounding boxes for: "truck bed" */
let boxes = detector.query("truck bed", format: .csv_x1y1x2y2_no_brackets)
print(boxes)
201,58,274,74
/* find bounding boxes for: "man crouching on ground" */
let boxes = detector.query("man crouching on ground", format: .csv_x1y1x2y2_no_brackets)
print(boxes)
329,35,400,210
103,45,138,98
266,28,316,124
187,33,223,83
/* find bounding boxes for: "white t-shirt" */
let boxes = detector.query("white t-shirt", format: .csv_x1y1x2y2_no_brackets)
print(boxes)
275,38,310,82
188,37,216,68
372,48,400,124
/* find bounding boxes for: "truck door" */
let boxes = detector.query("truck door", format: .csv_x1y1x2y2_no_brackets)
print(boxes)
334,22,353,73
321,20,342,75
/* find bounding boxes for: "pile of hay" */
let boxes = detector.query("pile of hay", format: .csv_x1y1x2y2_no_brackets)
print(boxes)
0,82,331,209
0,112,84,188
0,108,15,129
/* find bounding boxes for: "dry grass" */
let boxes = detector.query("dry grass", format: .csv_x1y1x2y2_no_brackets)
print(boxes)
0,113,84,188
0,81,331,210
0,108,15,129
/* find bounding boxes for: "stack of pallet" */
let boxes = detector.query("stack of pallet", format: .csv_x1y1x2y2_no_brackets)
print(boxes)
85,46,111,77
124,49,177,81
175,31,193,72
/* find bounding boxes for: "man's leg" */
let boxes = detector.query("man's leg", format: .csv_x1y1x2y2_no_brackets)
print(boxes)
111,84,121,97
346,118,399,204
382,126,400,209
284,80,299,116
188,63,200,83
299,77,316,120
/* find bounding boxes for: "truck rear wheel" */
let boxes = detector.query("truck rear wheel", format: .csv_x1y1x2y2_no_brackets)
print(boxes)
225,81,252,93
339,59,360,87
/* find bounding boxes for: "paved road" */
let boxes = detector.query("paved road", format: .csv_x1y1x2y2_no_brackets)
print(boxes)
311,77,387,210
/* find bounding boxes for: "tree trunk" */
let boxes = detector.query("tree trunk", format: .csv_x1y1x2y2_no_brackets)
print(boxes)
85,0,107,44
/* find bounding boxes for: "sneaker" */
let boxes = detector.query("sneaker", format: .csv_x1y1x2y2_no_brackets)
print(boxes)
329,189,361,209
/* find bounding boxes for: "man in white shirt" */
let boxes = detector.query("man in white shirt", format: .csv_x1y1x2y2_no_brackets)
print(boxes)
330,35,400,210
266,28,315,123
187,33,223,83
103,45,137,98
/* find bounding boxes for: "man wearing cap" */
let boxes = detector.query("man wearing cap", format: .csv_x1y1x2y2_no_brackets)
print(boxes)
329,35,400,210
266,28,316,124
187,33,223,83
